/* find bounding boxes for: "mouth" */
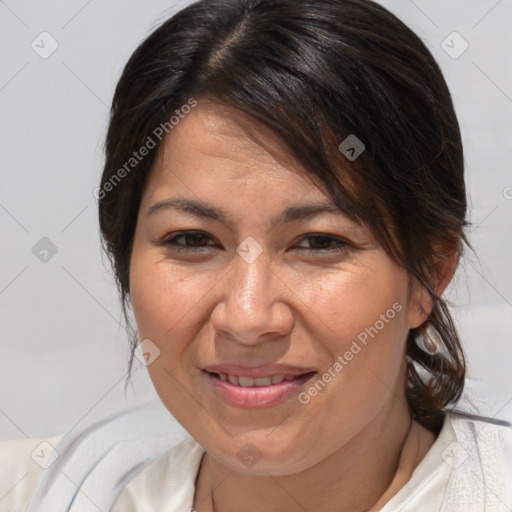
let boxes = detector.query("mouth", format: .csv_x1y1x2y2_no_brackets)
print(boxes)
202,368,317,408
205,371,314,387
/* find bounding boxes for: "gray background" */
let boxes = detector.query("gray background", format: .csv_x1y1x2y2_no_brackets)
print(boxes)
1,0,511,440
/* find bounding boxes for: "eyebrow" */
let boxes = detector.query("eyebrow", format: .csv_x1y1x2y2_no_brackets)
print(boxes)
146,198,349,227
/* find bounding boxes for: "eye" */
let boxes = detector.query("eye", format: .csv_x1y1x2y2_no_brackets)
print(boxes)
161,230,217,251
158,231,351,255
293,234,350,253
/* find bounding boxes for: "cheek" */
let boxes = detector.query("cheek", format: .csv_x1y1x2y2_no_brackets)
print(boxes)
130,261,216,343
128,258,221,415
296,264,409,405
295,263,409,346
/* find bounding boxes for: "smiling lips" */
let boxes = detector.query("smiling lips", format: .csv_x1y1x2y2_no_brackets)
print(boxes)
202,364,317,408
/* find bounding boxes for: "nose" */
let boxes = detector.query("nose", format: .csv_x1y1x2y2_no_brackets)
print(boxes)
210,249,294,347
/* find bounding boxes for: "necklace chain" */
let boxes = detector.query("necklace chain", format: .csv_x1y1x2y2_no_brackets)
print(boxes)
208,454,216,512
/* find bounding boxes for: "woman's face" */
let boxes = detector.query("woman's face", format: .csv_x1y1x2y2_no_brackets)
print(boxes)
129,99,424,475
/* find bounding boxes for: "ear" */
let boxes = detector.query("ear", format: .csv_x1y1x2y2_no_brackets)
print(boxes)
408,241,460,329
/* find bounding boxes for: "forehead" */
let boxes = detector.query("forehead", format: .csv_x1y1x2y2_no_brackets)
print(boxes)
142,98,329,203
167,99,294,161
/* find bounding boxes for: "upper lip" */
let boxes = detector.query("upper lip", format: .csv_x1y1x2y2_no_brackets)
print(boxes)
203,363,316,378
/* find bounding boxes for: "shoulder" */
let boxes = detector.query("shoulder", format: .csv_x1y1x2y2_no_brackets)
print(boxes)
22,400,192,512
112,435,205,511
380,409,512,512
442,410,512,510
0,435,63,512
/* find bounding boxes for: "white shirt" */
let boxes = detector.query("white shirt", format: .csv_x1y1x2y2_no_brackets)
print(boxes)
1,401,511,512
112,412,512,512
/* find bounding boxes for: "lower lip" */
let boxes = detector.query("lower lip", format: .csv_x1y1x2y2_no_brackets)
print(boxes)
203,371,316,408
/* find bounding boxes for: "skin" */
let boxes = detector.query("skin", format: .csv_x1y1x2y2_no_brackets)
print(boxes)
129,98,455,512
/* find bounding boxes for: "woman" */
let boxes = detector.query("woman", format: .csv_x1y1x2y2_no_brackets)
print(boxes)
3,0,511,511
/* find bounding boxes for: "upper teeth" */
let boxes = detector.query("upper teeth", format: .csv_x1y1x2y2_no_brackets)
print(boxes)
216,373,297,387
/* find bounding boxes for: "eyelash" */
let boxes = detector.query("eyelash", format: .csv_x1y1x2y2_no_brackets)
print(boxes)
160,230,350,254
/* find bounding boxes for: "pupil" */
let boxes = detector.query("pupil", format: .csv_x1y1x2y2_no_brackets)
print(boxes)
311,236,329,249
187,233,206,246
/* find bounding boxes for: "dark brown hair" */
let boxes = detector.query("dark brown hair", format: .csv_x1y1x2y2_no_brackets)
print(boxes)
98,0,468,428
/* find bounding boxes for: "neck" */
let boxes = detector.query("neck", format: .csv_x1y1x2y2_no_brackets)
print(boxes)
193,402,436,512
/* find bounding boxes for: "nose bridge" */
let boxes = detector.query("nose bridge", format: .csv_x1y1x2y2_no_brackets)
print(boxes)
231,249,272,318
211,246,292,344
